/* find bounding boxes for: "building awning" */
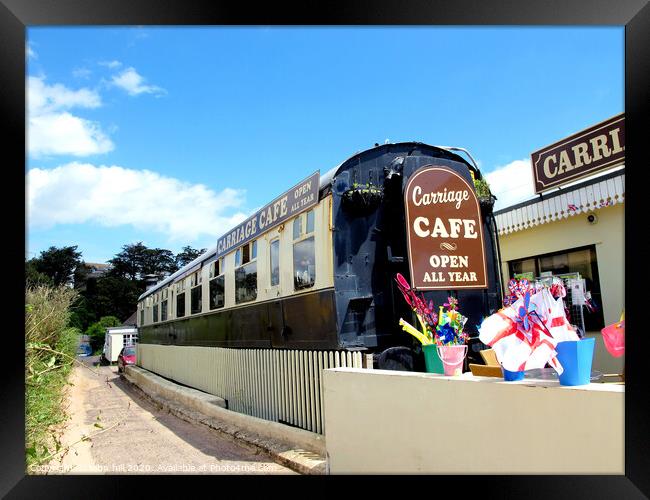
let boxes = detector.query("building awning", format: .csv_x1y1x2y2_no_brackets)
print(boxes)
494,170,624,236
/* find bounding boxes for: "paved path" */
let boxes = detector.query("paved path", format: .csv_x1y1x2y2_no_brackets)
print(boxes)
47,356,295,475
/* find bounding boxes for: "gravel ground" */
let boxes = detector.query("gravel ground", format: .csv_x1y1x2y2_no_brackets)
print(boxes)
42,356,296,475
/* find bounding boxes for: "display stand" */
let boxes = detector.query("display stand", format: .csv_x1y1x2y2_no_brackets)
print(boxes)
534,272,586,336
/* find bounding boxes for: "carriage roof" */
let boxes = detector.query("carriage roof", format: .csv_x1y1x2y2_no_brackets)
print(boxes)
138,142,474,301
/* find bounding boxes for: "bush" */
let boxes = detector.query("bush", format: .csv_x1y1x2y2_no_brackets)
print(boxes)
85,315,122,354
25,285,80,470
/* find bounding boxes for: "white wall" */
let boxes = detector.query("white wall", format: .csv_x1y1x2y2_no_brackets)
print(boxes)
323,368,624,474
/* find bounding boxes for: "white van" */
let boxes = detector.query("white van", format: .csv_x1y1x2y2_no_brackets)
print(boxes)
100,326,138,365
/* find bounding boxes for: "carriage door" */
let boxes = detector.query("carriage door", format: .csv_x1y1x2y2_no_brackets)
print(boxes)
266,227,286,347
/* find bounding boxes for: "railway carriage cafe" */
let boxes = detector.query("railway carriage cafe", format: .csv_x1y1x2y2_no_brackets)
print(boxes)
135,142,503,432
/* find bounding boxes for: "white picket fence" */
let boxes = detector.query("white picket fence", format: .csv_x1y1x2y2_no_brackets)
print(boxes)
136,344,367,435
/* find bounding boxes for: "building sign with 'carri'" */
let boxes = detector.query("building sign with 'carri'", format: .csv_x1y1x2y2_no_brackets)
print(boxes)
531,113,625,194
404,165,488,290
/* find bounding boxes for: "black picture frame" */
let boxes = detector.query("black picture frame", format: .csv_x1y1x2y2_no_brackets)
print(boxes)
4,0,648,497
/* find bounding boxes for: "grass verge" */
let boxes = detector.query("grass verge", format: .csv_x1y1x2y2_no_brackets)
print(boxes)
25,285,80,471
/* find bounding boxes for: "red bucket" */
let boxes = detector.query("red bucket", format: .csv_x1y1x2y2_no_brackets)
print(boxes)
601,320,625,358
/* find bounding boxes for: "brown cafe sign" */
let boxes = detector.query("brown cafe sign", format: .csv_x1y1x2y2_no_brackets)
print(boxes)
404,166,487,290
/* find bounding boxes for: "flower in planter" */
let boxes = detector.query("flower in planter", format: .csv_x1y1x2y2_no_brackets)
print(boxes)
473,177,492,200
342,182,384,211
436,323,457,345
434,296,468,346
394,273,438,345
394,274,468,346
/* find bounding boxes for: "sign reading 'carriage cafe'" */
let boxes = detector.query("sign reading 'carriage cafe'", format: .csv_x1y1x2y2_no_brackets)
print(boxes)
214,171,320,260
404,166,487,290
531,113,625,194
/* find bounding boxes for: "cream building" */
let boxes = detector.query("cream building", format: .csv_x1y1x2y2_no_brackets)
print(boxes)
494,168,624,374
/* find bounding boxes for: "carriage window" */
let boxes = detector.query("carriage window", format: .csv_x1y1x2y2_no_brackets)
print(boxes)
209,258,224,310
270,239,280,287
293,217,302,239
176,292,185,318
234,240,257,303
153,304,159,323
209,275,225,310
161,299,168,321
191,279,202,314
294,237,315,290
209,259,220,279
235,262,257,303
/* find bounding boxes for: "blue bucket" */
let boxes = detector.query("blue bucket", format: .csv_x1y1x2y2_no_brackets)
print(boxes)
555,338,595,386
502,368,525,381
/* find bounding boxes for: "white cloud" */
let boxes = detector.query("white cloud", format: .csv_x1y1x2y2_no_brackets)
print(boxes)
27,75,114,158
26,42,37,60
484,158,536,211
28,76,101,114
27,163,249,242
99,60,122,69
72,67,92,79
29,113,114,158
111,67,165,96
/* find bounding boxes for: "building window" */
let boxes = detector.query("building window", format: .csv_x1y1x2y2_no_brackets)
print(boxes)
293,210,316,290
510,258,536,279
270,239,280,287
153,304,159,323
508,245,604,330
140,309,144,326
176,292,185,318
161,299,168,321
235,240,257,304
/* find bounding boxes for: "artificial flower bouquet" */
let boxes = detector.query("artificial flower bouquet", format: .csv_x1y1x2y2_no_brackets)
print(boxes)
394,273,468,346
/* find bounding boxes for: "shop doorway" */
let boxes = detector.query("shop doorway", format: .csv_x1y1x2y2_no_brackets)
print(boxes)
508,245,605,331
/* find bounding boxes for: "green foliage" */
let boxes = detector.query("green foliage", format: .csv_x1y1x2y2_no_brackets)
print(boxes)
108,242,179,280
175,245,207,268
25,285,80,470
25,260,54,287
85,315,122,354
67,295,95,332
473,177,492,200
91,276,143,322
27,246,83,287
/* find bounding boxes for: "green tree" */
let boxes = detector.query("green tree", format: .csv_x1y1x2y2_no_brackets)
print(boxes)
86,315,122,354
67,295,96,332
28,246,83,286
91,276,143,322
175,246,207,268
108,242,148,280
25,260,54,287
108,243,179,280
142,248,178,276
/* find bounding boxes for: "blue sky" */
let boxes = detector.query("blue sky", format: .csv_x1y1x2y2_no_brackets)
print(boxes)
26,27,624,264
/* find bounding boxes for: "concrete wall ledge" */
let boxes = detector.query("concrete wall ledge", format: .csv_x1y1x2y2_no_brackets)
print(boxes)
323,368,624,474
123,365,326,473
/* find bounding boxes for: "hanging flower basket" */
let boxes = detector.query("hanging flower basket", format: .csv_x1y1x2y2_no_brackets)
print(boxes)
341,183,383,215
479,195,497,214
